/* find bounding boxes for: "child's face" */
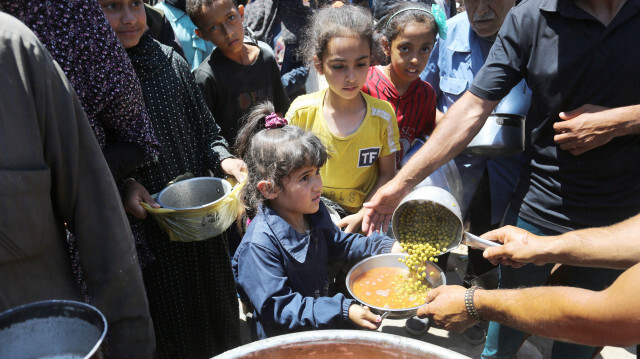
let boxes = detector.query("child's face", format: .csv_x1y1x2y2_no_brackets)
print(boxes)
194,0,245,57
315,35,370,101
385,22,436,86
99,0,147,49
269,166,323,219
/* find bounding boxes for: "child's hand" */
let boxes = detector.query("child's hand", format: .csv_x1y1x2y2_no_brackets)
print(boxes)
221,158,247,183
337,209,365,233
348,304,382,330
391,241,405,253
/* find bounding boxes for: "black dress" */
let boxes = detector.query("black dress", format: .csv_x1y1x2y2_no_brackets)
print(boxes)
127,32,241,358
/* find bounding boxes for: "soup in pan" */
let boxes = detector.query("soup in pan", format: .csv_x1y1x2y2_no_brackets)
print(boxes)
351,266,432,309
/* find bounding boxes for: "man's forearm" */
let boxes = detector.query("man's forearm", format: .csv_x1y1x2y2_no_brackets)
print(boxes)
543,213,640,269
610,104,640,137
475,263,640,347
395,91,497,190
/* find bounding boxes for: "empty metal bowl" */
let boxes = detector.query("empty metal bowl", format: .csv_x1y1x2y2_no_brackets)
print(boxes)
156,177,232,210
346,253,446,319
0,300,107,359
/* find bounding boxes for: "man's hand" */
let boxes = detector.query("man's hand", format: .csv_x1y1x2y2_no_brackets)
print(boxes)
554,104,616,155
348,304,382,330
482,226,550,267
221,158,247,183
123,179,159,220
416,285,476,332
361,179,409,235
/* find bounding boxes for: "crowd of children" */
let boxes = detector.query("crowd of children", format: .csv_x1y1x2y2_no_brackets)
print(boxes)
3,0,450,358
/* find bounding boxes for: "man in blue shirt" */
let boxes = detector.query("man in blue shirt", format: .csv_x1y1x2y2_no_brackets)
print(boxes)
414,0,531,345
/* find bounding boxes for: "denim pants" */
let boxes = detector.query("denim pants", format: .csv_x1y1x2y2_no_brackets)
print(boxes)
481,208,623,359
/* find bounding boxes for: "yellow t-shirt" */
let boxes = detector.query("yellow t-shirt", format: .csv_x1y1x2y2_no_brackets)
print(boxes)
286,89,400,213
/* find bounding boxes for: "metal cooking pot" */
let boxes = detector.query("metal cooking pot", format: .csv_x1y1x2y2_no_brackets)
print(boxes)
345,253,446,319
214,330,469,359
464,113,525,157
0,300,107,359
391,186,500,255
156,177,231,210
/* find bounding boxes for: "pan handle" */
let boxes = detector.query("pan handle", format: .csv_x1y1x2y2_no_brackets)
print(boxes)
379,311,390,321
462,232,501,250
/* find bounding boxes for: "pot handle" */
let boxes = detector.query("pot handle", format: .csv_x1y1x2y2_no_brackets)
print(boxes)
379,311,390,321
462,232,501,250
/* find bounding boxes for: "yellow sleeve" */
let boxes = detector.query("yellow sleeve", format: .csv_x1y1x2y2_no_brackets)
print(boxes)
369,97,400,157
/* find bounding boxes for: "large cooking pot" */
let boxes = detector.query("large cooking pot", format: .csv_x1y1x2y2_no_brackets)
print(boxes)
0,299,107,359
345,253,446,319
214,330,470,359
391,186,500,255
464,113,525,157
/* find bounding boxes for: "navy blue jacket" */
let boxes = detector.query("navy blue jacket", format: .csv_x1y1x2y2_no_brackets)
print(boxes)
232,202,395,339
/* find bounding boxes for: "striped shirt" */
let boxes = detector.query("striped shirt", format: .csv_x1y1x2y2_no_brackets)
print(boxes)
362,66,436,164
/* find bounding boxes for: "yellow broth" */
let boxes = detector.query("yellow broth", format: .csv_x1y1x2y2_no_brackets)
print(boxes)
352,266,431,309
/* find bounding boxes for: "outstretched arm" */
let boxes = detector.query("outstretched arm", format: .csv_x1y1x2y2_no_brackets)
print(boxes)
483,213,640,270
362,91,498,234
418,263,640,347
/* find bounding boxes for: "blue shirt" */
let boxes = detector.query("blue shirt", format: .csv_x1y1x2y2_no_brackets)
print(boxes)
421,12,532,223
232,202,395,339
154,2,214,71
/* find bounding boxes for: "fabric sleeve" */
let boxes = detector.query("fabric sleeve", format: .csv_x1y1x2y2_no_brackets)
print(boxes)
327,230,395,268
236,241,354,335
421,38,443,109
179,55,234,176
102,142,146,181
379,102,401,156
468,8,526,101
35,37,155,357
422,82,437,136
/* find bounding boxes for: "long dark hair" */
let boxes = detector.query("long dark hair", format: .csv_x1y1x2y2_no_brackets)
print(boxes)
299,4,374,65
235,102,328,214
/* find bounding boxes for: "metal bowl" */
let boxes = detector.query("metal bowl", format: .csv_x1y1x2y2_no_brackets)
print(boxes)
214,330,469,359
156,177,232,210
0,300,107,359
464,113,525,157
346,253,446,319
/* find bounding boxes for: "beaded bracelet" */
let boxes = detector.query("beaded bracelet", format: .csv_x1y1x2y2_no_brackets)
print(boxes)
465,286,482,322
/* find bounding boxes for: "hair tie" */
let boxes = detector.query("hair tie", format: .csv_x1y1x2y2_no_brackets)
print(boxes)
385,4,448,40
265,112,288,129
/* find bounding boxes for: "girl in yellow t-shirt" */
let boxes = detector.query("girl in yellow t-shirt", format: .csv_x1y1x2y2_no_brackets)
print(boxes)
287,4,400,233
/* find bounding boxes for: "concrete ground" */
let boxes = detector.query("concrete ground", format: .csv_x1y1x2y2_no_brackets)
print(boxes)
236,248,637,358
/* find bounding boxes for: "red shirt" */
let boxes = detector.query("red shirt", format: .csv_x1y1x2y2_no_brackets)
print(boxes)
362,66,436,164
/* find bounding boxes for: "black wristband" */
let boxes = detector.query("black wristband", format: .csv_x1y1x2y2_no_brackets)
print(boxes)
465,286,482,321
